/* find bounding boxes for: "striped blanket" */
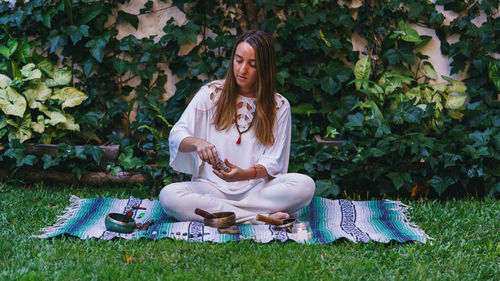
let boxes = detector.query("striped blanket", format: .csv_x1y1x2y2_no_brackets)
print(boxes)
33,196,432,244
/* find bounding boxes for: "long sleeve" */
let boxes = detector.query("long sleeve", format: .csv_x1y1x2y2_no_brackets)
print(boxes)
255,95,291,177
168,85,212,177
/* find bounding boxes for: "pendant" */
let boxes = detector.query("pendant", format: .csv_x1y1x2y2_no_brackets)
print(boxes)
236,132,242,144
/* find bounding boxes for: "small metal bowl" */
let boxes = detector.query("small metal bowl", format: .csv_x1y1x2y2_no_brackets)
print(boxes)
204,212,236,228
105,213,136,234
272,218,296,232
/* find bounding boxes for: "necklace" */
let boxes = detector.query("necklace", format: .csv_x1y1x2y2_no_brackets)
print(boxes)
235,112,253,144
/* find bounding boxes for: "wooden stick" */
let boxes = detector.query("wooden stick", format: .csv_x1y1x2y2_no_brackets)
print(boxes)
256,214,283,226
194,208,217,219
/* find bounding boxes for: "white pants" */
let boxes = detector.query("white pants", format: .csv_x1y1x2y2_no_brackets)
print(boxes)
159,173,315,224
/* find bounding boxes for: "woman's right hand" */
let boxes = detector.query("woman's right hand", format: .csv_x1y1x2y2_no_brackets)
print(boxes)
193,139,221,166
179,137,221,166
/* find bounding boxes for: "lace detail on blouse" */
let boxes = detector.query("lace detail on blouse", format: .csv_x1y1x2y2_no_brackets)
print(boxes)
205,80,286,131
236,95,256,131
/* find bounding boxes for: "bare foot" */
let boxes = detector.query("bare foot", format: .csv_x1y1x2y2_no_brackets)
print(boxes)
268,212,290,220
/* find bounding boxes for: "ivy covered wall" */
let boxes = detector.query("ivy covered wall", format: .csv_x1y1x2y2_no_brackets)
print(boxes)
0,0,499,197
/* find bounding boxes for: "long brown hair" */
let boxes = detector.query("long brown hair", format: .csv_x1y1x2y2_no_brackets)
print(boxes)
213,30,277,146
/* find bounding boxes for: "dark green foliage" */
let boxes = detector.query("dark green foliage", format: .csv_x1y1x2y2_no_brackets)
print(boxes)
0,0,498,197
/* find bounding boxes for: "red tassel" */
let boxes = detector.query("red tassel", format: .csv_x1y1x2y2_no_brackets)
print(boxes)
236,133,242,144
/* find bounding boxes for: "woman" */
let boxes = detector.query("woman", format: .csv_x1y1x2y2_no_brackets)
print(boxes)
159,30,315,224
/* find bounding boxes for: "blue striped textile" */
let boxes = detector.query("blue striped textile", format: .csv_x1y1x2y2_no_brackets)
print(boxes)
33,196,432,244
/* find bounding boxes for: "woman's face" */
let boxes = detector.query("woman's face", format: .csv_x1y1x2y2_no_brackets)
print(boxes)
233,41,258,95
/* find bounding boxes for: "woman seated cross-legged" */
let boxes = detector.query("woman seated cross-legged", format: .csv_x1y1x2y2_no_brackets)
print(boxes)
159,30,315,224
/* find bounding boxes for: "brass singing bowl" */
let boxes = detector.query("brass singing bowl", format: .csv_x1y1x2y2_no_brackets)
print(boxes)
272,218,297,232
105,213,136,234
204,212,236,228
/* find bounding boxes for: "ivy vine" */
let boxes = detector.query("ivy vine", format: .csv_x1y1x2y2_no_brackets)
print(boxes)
0,0,498,197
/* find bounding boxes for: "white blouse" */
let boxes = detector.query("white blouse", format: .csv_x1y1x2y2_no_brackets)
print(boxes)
168,80,291,195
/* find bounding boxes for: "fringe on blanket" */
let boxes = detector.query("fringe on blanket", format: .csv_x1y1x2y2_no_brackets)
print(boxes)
384,199,434,243
31,195,82,238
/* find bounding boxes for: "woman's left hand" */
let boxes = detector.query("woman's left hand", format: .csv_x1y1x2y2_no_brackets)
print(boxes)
213,160,251,182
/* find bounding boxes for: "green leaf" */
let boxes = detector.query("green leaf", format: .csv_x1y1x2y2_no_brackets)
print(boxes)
117,11,139,29
488,60,500,92
9,113,32,143
57,113,80,131
277,70,290,86
16,154,37,167
17,40,31,64
398,47,416,65
85,37,107,62
67,25,89,44
0,87,27,117
293,78,315,90
0,128,7,140
0,62,8,72
488,182,500,197
80,108,102,127
385,49,400,65
20,63,42,81
11,61,22,82
370,101,384,122
320,77,341,95
398,20,421,42
41,108,67,125
354,55,371,80
384,78,404,95
431,82,447,93
32,115,46,133
354,56,371,89
427,176,455,196
454,40,471,57
345,113,364,128
419,62,438,80
84,145,103,164
0,74,12,89
0,114,6,130
138,124,161,141
387,172,411,190
42,154,61,169
47,30,68,53
39,7,56,28
83,58,95,77
79,1,103,25
392,100,423,124
74,146,87,160
180,20,201,44
46,68,72,87
405,87,421,104
37,59,55,78
445,94,467,109
314,179,340,197
118,146,144,169
442,76,467,94
3,139,25,160
0,39,18,59
63,0,74,25
429,10,444,25
112,58,129,75
24,83,52,110
51,87,88,109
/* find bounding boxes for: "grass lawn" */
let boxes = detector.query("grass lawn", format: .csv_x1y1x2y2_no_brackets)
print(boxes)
1,182,499,281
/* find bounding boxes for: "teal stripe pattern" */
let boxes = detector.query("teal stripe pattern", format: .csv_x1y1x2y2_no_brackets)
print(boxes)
33,196,432,244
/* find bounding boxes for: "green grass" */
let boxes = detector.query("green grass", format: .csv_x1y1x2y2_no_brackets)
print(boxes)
1,182,499,281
